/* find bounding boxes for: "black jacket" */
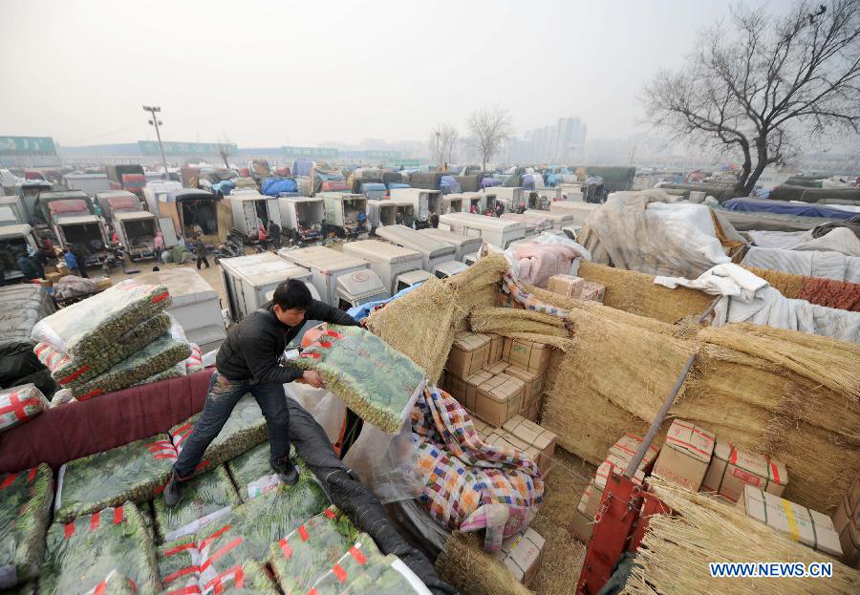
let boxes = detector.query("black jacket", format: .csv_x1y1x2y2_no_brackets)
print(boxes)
216,299,359,384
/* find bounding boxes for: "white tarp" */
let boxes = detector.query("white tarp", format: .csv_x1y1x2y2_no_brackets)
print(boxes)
747,227,860,257
742,246,860,284
655,263,860,343
583,189,731,278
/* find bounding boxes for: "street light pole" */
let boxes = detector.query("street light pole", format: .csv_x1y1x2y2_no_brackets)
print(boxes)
143,105,169,177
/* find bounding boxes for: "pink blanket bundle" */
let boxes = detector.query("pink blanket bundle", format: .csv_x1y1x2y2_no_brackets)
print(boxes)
514,242,582,287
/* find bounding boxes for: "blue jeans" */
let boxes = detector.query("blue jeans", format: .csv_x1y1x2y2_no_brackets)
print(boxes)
173,372,291,478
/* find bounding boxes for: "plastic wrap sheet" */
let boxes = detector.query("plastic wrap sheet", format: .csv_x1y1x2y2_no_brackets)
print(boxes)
285,384,346,445
285,398,456,595
341,420,423,504
40,504,161,595
80,570,139,594
54,433,176,523
31,279,171,358
152,465,240,543
34,313,171,387
0,384,49,434
268,506,356,595
294,325,425,434
171,394,268,476
69,327,191,400
0,464,52,589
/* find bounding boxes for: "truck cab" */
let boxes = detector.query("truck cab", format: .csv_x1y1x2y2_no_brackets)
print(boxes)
335,269,390,311
394,269,432,293
432,260,468,279
0,224,38,282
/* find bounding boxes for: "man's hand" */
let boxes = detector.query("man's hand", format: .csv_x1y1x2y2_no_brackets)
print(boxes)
302,370,326,388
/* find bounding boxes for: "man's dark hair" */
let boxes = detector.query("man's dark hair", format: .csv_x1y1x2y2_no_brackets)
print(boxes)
272,278,312,311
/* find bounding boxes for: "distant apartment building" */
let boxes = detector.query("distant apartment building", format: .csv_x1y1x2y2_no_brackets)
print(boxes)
504,117,587,164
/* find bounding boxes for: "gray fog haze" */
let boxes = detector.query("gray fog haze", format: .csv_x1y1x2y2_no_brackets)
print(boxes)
1,0,771,147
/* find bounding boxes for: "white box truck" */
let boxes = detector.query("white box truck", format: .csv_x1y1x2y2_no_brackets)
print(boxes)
500,212,553,233
484,187,523,211
366,199,397,233
218,251,317,322
439,212,526,249
549,201,598,225
113,211,159,261
388,199,416,228
319,193,368,238
0,196,27,225
376,224,457,271
220,192,281,241
525,209,573,229
0,207,17,227
558,184,584,202
342,239,424,295
277,245,388,309
137,268,227,353
64,173,111,197
388,188,442,228
0,224,39,281
278,196,325,243
461,192,485,213
95,190,141,220
441,194,463,214
417,228,483,261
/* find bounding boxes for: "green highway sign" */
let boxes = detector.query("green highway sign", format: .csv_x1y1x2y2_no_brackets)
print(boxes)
0,136,57,156
138,140,237,155
282,146,339,158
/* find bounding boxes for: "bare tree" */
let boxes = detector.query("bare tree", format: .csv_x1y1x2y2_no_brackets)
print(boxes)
428,123,459,166
467,106,514,170
217,136,233,169
643,0,860,196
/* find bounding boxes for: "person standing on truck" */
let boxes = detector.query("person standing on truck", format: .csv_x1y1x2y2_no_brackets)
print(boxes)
429,212,439,229
16,252,41,281
267,220,281,250
163,279,360,507
194,236,210,269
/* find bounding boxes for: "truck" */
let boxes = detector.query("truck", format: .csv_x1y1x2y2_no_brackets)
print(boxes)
218,251,318,322
441,194,463,214
0,224,38,282
534,187,561,207
105,164,147,197
388,188,442,228
0,206,17,227
558,183,584,202
549,201,599,226
366,199,397,234
277,245,389,310
64,173,111,196
113,211,159,261
342,239,426,295
461,191,485,213
95,190,142,220
218,192,281,242
33,190,94,227
320,193,368,238
154,188,221,242
278,196,325,243
525,209,574,229
388,199,416,228
417,227,483,261
432,260,468,279
500,212,553,234
483,186,523,211
52,212,111,265
376,224,458,271
438,212,526,249
0,195,29,225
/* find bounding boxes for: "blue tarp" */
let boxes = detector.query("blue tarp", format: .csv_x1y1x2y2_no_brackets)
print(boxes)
387,182,410,190
292,159,314,177
211,179,236,195
721,197,856,220
346,282,423,321
439,176,461,195
261,177,298,197
481,177,502,188
522,174,543,190
360,182,387,192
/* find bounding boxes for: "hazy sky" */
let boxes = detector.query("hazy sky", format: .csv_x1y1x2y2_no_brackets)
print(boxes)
1,0,772,148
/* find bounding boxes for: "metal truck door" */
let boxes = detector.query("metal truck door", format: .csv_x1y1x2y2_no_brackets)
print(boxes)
158,217,179,247
243,201,257,234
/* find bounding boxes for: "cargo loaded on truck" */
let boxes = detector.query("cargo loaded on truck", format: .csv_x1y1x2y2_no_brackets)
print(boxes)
113,211,159,261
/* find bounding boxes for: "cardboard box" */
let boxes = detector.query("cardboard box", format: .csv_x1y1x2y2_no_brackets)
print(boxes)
738,486,842,558
578,483,600,519
526,399,541,422
547,274,586,299
832,495,860,568
702,440,788,502
487,430,542,465
446,375,467,405
608,433,660,472
594,455,645,492
502,415,557,475
475,373,523,427
464,370,493,411
484,360,510,376
505,365,546,410
579,280,605,303
569,506,594,543
471,417,495,440
503,338,552,374
487,334,503,364
493,528,545,587
446,332,491,378
652,419,715,491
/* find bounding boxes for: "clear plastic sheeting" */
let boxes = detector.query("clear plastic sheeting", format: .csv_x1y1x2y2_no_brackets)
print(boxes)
171,394,268,475
342,420,423,504
54,434,176,523
293,325,426,434
0,464,53,590
583,189,732,278
0,384,49,433
40,504,161,595
34,313,171,387
151,465,240,543
31,279,171,358
285,383,346,445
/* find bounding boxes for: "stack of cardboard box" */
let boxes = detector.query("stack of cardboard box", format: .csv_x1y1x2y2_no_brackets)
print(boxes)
484,414,557,476
547,274,606,303
570,433,660,543
443,332,553,429
832,475,859,568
